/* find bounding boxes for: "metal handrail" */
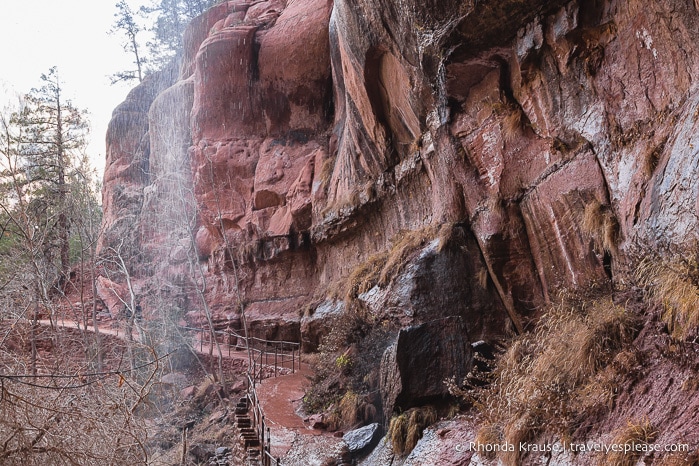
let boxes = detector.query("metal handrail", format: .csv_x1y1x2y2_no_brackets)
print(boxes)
245,373,282,466
178,325,300,465
178,325,300,382
179,325,299,348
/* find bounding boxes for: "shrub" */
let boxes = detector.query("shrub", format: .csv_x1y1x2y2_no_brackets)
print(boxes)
388,406,438,456
605,418,658,466
335,352,352,373
636,254,699,340
302,321,353,415
457,297,637,465
303,307,395,420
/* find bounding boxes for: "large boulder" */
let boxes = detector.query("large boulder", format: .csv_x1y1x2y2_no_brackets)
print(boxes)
357,225,512,340
380,316,473,422
343,422,380,453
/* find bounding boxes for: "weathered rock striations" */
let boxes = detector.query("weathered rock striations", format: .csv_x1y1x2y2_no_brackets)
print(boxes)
98,0,699,460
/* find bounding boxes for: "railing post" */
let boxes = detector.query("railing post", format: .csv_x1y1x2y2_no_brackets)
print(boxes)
274,346,278,377
261,414,265,462
267,427,272,464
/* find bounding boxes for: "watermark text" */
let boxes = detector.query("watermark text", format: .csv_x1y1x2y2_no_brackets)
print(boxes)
455,441,690,455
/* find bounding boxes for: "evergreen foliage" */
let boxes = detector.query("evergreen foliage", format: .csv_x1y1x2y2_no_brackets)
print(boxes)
141,0,220,68
110,0,147,83
0,68,99,315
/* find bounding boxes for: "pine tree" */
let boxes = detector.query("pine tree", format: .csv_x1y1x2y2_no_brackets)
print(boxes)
8,67,89,289
110,0,148,83
142,0,219,67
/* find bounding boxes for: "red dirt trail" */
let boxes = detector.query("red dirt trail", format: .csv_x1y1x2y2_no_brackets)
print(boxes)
37,318,324,459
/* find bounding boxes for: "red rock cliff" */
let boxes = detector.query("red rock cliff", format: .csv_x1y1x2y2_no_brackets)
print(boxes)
100,0,699,346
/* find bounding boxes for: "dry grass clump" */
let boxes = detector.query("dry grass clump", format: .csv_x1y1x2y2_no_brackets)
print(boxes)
455,297,636,465
636,256,699,340
655,450,699,466
573,348,643,417
582,198,620,254
388,406,438,456
329,224,457,302
604,418,658,466
320,187,361,218
325,390,372,430
501,108,523,143
377,226,439,286
681,376,699,392
329,252,388,301
642,138,666,179
317,154,336,185
474,424,502,460
338,389,360,425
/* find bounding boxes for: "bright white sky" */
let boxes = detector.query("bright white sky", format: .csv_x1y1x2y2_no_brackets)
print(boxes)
0,0,150,177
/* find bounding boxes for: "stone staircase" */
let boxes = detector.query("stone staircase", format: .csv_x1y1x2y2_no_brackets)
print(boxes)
234,396,262,465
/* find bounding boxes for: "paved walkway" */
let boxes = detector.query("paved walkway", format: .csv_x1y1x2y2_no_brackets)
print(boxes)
256,364,329,458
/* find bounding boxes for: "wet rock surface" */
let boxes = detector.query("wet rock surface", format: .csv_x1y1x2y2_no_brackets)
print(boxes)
380,317,472,422
99,0,699,340
98,0,699,463
343,422,379,453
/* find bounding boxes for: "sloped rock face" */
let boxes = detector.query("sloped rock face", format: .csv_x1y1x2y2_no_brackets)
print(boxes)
320,0,699,324
380,317,473,423
99,62,179,259
100,0,699,365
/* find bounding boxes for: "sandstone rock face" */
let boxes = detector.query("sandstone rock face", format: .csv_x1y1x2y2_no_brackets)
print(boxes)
96,2,699,463
380,317,472,423
100,0,699,356
99,63,179,258
316,0,699,323
95,276,127,316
